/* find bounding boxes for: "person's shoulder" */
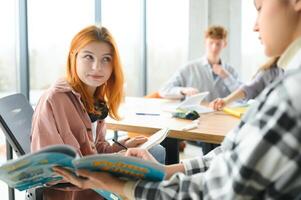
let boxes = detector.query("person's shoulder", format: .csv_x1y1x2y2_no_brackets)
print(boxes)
280,67,301,86
39,78,73,104
258,66,285,80
264,65,284,73
282,68,301,102
182,57,206,70
264,68,301,111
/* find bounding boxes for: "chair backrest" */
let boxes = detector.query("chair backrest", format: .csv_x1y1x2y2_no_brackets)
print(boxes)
0,94,43,200
0,93,33,156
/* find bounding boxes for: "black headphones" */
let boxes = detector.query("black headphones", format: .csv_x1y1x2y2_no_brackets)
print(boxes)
88,100,109,122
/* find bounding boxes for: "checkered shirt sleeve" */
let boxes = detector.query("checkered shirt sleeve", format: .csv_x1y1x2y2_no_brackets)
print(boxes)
132,68,301,200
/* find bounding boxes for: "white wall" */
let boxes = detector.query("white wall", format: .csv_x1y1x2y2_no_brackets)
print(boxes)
188,0,208,60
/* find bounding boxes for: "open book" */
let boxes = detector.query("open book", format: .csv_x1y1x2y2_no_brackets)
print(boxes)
140,128,170,149
177,91,213,113
0,144,165,200
164,91,213,114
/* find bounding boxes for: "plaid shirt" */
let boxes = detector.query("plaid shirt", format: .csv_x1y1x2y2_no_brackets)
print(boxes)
131,47,301,199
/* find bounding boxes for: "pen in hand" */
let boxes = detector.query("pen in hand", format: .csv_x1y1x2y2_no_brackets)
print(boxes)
112,138,128,150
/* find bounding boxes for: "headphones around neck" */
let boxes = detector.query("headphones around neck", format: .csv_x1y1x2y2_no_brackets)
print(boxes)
88,100,109,122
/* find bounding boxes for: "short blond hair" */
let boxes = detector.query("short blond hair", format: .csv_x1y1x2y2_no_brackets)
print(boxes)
205,26,228,40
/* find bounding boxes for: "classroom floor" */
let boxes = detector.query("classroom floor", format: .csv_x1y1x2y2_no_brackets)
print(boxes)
179,141,203,161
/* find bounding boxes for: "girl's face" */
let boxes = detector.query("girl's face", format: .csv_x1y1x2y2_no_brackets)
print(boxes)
254,0,299,57
76,41,113,95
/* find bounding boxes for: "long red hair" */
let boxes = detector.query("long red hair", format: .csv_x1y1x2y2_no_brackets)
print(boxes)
66,25,124,120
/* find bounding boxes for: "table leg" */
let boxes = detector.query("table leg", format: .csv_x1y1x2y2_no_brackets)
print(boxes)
161,138,179,164
199,142,219,155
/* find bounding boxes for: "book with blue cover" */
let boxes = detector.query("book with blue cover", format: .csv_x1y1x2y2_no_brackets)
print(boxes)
0,144,166,200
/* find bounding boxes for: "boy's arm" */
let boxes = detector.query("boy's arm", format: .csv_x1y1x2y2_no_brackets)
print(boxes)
159,70,188,99
222,65,242,92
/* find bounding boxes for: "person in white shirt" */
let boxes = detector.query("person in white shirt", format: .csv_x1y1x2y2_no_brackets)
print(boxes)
160,26,243,154
159,25,242,102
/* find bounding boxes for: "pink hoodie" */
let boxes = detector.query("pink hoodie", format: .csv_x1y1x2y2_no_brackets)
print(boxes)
31,78,123,200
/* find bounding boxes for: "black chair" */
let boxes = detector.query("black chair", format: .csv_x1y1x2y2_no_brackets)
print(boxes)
0,93,43,200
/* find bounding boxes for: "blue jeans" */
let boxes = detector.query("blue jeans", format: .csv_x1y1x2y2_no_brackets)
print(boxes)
148,145,166,164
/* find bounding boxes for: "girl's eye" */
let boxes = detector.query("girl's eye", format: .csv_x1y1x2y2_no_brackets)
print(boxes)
102,57,112,64
83,55,93,60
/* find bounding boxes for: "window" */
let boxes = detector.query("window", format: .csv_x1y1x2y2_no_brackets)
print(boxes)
0,0,17,198
102,0,143,96
102,0,189,96
0,0,18,98
28,0,94,105
241,0,267,82
147,0,189,94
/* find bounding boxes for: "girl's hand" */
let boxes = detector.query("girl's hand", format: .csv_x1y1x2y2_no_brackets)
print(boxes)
53,167,126,195
125,148,158,163
124,136,148,148
210,98,226,111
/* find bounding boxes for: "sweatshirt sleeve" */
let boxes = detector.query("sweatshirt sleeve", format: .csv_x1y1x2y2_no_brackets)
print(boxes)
95,120,124,153
241,68,284,100
31,98,66,153
240,71,266,100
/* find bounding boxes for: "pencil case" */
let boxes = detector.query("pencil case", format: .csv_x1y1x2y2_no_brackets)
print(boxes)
172,110,200,120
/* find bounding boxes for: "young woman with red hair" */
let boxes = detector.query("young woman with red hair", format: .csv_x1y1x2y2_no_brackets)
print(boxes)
31,25,165,200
